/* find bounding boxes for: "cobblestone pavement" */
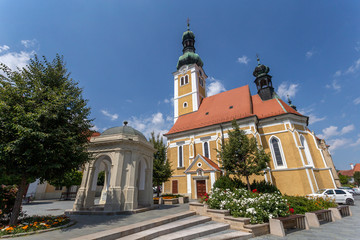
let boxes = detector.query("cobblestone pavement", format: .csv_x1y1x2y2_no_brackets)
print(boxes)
6,196,360,239
253,195,360,240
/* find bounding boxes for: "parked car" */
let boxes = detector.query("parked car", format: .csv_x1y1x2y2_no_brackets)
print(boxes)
338,187,355,195
353,188,360,195
307,188,354,205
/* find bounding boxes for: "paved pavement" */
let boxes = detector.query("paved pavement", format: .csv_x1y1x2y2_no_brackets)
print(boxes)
6,196,360,239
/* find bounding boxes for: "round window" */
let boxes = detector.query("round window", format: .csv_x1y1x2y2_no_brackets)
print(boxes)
183,102,188,108
197,162,202,167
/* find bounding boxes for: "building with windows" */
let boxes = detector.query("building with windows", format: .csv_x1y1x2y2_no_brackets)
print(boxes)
163,25,338,198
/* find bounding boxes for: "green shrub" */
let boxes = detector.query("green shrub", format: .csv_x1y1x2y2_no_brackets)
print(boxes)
213,177,279,193
284,195,337,214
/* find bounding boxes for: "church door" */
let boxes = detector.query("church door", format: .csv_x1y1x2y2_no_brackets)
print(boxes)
172,180,178,194
196,180,206,199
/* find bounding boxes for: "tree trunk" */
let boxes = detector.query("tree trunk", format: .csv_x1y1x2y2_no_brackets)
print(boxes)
157,184,160,197
246,175,251,192
66,186,71,200
9,176,27,225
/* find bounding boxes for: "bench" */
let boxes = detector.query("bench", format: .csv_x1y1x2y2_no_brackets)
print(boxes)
269,214,309,237
305,209,333,227
60,192,77,200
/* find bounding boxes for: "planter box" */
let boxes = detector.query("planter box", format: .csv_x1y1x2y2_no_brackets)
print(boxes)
189,202,208,215
244,223,270,237
179,196,189,204
224,216,251,231
206,208,230,222
163,198,179,205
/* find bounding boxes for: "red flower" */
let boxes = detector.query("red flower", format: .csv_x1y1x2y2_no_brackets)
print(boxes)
289,208,294,214
252,189,258,193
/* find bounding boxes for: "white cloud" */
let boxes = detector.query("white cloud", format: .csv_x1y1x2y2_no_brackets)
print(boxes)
341,124,355,135
126,99,133,103
0,45,10,53
355,41,360,52
207,77,226,96
328,138,351,150
354,97,360,105
101,110,119,121
21,39,38,48
325,80,341,91
345,58,360,74
90,125,100,131
334,70,341,77
305,50,314,59
237,55,249,64
350,137,360,147
277,82,299,99
308,114,326,125
164,98,170,104
0,50,35,72
298,107,326,125
129,112,173,138
317,124,355,139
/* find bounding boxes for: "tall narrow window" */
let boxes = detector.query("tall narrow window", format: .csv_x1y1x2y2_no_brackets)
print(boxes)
204,142,209,158
300,135,313,166
178,146,183,167
270,137,285,168
180,77,184,86
185,75,189,84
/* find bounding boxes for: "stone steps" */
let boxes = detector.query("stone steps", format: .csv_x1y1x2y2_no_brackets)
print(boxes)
195,229,252,240
152,222,230,240
71,211,196,240
116,215,211,240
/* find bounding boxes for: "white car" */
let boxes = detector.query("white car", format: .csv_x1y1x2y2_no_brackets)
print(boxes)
308,189,354,205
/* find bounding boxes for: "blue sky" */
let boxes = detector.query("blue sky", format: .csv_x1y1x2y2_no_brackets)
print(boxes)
0,1,359,170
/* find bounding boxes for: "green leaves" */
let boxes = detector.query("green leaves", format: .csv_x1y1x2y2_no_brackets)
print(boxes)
217,120,271,190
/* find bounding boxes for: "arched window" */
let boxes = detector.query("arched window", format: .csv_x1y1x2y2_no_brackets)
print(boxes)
300,135,313,166
180,77,184,86
185,75,189,84
183,102,188,108
270,137,286,168
203,142,209,158
178,146,183,167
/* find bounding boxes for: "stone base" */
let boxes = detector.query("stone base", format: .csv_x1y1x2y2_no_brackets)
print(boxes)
65,205,158,216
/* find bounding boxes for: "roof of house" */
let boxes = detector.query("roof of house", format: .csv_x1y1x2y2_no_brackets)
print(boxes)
338,169,354,177
165,85,302,135
338,164,360,177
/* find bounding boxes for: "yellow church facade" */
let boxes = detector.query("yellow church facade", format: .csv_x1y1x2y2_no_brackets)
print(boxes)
163,25,339,199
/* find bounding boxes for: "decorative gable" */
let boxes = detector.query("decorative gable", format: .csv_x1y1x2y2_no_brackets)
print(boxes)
184,154,221,174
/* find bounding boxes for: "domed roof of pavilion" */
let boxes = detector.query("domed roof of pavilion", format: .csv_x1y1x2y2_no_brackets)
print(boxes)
101,121,147,141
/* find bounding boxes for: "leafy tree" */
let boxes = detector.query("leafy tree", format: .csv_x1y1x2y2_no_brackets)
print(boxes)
97,171,105,186
48,169,83,200
217,120,270,191
149,132,173,197
0,55,92,225
353,172,360,187
338,173,350,185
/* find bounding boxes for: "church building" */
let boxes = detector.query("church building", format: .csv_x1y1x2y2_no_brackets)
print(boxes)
163,24,339,198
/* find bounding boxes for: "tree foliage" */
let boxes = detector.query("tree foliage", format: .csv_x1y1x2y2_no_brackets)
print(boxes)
0,55,93,224
149,132,173,197
338,173,350,185
48,169,83,189
217,120,270,191
353,171,360,187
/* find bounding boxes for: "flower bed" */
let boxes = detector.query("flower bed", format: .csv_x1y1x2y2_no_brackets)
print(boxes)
0,215,70,237
284,195,337,214
206,188,289,224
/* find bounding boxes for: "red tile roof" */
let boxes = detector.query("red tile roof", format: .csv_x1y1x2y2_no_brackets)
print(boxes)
338,169,354,177
353,163,360,172
165,85,303,135
201,155,221,171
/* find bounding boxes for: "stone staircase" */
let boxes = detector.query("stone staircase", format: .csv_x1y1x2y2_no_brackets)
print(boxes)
72,211,252,240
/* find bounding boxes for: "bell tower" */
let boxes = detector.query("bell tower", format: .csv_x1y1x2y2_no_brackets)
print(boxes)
173,21,207,123
253,57,275,101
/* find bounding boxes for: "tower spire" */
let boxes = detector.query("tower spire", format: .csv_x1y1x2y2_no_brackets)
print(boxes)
187,17,190,30
256,54,261,65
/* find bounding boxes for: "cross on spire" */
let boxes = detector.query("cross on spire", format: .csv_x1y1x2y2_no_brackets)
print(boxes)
187,17,190,30
256,53,261,65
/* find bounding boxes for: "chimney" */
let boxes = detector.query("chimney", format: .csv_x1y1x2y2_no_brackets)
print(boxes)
350,163,354,169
